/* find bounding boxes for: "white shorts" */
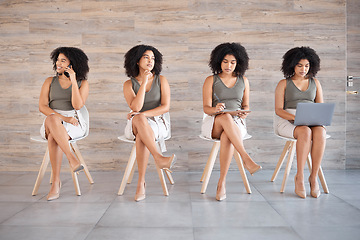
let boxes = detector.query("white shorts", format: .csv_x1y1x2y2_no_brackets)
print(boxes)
40,109,87,140
274,109,296,138
124,113,171,142
200,114,248,140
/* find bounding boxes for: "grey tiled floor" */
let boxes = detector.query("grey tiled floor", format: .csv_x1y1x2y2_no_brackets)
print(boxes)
0,169,360,240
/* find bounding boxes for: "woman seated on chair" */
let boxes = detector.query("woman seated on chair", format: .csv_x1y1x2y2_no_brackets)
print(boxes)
201,42,262,201
274,46,325,199
123,44,176,202
38,47,89,201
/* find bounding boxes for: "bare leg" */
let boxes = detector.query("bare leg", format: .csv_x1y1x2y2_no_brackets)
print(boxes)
132,114,172,168
212,114,258,169
44,115,81,170
217,132,234,198
309,126,326,188
135,137,150,197
47,134,63,195
293,126,312,195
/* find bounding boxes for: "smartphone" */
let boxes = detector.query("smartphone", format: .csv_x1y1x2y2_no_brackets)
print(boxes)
64,64,72,78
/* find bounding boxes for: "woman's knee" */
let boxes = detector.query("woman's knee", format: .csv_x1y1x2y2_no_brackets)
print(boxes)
132,114,148,130
295,126,312,140
312,126,326,141
216,113,233,123
45,114,61,127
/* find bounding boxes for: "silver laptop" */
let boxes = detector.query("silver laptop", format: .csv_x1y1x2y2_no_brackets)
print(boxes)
294,103,335,126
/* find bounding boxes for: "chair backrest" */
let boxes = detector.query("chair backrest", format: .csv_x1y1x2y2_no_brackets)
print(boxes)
79,105,89,138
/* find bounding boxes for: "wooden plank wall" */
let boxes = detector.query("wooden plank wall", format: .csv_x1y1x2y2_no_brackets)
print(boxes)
346,0,360,168
0,0,353,172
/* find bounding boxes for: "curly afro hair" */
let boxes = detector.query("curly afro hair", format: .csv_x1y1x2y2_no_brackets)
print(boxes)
209,42,249,77
281,46,320,78
124,45,163,78
50,47,89,81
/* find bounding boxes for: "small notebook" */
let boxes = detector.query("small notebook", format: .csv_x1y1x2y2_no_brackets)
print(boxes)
294,103,335,126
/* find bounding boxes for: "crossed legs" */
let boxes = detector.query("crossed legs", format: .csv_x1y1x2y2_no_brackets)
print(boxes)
44,115,82,198
131,114,173,199
212,114,260,200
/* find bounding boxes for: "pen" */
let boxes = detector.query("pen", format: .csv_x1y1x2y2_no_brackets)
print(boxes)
214,92,226,110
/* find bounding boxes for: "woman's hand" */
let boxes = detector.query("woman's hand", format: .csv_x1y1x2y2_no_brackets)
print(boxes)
215,103,226,112
63,116,79,126
127,111,140,120
65,65,76,81
237,111,249,119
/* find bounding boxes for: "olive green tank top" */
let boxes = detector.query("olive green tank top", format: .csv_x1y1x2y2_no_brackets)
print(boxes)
131,75,161,112
284,78,316,109
49,76,82,111
212,74,245,110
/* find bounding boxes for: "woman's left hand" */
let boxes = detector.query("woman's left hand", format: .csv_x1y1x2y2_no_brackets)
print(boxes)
237,111,249,119
65,65,76,81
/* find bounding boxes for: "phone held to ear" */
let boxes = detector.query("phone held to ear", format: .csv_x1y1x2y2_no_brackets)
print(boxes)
64,64,72,78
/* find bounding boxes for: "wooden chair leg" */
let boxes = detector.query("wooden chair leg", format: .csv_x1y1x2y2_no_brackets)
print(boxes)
71,142,94,184
32,147,51,196
155,165,169,196
71,170,81,196
233,151,251,194
128,160,137,184
118,144,137,195
306,155,329,193
280,141,296,193
271,141,291,182
200,142,220,194
164,170,175,185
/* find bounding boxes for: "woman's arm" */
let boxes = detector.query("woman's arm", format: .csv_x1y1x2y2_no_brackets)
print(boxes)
203,76,223,115
314,78,324,103
275,79,295,121
66,66,88,110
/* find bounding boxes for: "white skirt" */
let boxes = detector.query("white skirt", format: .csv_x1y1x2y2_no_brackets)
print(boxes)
274,109,296,138
40,109,87,140
200,114,248,140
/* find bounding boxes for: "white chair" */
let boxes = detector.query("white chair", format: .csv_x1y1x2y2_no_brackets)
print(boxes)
31,106,94,196
117,112,174,196
271,134,329,194
199,134,253,194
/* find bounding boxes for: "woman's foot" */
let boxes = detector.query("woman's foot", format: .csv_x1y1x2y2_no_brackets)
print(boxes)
47,181,61,201
309,176,321,198
156,154,176,171
135,182,146,202
243,157,262,175
68,155,84,172
216,182,226,201
294,176,306,199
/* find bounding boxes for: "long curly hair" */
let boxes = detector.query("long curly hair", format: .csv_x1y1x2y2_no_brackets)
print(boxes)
124,45,163,78
50,47,89,81
281,46,320,78
209,42,249,77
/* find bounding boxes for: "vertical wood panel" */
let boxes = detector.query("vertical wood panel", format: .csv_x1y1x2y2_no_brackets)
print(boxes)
0,0,353,171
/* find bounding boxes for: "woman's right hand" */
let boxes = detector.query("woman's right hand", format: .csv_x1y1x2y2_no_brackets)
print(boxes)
215,103,226,112
142,70,153,85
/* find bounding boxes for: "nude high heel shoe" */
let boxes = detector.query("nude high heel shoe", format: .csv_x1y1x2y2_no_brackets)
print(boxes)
160,154,176,173
135,182,146,202
215,185,226,201
244,163,262,176
309,177,321,198
294,176,306,199
47,181,61,201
